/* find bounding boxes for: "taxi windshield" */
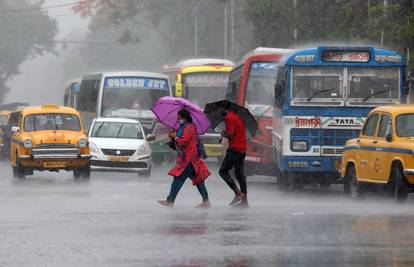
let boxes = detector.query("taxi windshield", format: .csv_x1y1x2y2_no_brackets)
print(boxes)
24,114,81,132
396,113,414,137
91,121,143,139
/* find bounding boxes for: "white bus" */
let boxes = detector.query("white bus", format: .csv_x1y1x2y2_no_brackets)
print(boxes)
77,71,172,131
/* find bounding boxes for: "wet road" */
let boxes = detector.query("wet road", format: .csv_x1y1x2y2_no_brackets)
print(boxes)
1,161,414,267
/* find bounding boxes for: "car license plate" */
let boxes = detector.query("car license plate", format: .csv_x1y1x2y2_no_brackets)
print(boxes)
44,161,66,168
108,156,129,162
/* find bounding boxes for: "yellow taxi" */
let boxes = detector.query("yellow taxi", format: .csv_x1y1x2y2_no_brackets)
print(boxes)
0,110,10,159
10,104,90,179
341,105,414,201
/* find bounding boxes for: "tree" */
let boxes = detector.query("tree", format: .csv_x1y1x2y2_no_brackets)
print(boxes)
0,0,57,102
243,0,414,72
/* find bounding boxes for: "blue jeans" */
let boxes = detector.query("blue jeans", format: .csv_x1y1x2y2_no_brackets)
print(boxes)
167,164,209,203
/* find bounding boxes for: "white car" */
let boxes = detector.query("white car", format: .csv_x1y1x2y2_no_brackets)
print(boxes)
88,118,155,177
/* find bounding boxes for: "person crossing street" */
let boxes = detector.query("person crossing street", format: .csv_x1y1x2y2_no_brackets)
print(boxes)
219,104,249,207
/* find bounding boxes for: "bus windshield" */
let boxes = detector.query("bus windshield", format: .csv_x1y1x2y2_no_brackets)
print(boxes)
347,67,399,105
101,77,169,117
245,62,278,117
291,66,400,106
182,72,229,107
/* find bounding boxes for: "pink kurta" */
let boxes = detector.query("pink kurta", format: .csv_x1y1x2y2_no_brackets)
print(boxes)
168,123,210,185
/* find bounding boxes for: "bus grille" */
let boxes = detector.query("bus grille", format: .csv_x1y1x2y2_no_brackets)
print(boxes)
290,128,360,147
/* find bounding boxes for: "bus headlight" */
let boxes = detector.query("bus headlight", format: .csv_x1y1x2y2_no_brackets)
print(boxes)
23,139,33,149
78,138,88,148
291,141,308,152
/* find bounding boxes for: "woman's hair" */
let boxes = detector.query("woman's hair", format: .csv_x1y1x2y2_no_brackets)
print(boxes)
178,108,193,123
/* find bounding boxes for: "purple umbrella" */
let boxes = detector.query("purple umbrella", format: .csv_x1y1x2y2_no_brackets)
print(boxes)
151,96,211,134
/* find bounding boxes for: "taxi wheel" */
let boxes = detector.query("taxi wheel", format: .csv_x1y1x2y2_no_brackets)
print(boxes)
392,166,408,202
81,165,91,180
346,166,364,199
12,156,26,179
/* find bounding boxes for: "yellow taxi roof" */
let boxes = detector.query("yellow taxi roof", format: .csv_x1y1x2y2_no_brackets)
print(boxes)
20,105,80,116
371,104,414,115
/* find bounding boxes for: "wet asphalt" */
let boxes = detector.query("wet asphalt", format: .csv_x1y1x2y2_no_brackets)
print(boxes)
0,161,413,267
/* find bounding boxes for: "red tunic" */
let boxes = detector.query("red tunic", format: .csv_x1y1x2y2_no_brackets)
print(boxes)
168,123,211,185
225,111,247,153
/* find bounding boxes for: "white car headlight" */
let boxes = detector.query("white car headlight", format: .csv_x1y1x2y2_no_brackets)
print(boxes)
89,142,99,153
23,139,33,149
78,138,88,148
291,141,308,152
137,144,151,155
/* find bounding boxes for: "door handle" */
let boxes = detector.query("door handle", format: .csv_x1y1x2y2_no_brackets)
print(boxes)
356,139,360,143
373,140,378,144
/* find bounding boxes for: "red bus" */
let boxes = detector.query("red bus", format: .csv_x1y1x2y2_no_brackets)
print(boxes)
226,47,292,175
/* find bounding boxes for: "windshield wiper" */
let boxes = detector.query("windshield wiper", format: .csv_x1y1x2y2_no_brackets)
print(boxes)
115,124,125,138
362,89,390,102
94,123,105,137
307,88,336,101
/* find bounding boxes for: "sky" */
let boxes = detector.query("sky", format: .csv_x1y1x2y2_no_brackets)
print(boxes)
6,0,89,105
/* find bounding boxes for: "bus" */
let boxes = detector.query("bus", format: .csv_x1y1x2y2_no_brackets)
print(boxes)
63,79,81,108
226,47,292,175
77,71,173,163
164,58,234,158
272,46,406,189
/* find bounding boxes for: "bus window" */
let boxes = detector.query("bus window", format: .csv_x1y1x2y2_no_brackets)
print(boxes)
226,65,243,102
77,79,100,112
182,72,229,107
245,62,277,117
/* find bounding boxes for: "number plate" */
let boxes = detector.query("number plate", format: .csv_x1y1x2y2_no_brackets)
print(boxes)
108,156,129,162
44,161,67,168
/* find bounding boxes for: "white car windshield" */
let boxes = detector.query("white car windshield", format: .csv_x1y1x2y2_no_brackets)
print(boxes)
91,122,143,139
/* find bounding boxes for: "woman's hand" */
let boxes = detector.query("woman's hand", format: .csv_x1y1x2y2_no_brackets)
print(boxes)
168,130,176,139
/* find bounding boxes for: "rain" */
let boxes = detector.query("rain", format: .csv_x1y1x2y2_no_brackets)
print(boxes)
1,0,414,266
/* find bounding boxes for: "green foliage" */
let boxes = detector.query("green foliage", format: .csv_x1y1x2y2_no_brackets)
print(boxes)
244,0,414,72
0,0,57,102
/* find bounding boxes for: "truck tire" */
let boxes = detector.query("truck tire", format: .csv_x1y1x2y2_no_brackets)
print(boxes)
73,168,82,180
392,166,408,202
278,171,291,192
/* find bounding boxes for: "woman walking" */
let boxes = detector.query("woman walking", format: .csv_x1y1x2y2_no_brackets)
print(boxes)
158,109,211,208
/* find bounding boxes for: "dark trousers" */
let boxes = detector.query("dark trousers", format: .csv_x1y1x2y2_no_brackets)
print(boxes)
219,149,247,194
167,164,209,203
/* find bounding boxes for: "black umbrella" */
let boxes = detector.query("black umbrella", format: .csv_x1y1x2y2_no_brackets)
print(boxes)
204,100,259,137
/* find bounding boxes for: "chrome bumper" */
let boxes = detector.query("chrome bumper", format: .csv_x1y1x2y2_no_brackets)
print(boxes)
20,154,91,160
404,169,414,175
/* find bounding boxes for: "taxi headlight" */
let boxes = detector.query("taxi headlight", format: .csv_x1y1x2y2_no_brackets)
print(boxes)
23,139,33,149
137,144,151,155
89,142,99,153
78,138,88,148
291,141,308,152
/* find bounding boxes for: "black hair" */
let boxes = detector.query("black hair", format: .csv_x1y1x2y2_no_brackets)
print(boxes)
178,108,193,123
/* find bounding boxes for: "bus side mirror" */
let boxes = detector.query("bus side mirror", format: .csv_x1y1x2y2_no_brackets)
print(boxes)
274,84,283,104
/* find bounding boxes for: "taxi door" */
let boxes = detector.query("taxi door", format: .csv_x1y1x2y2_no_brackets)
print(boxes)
374,113,393,182
357,113,380,179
